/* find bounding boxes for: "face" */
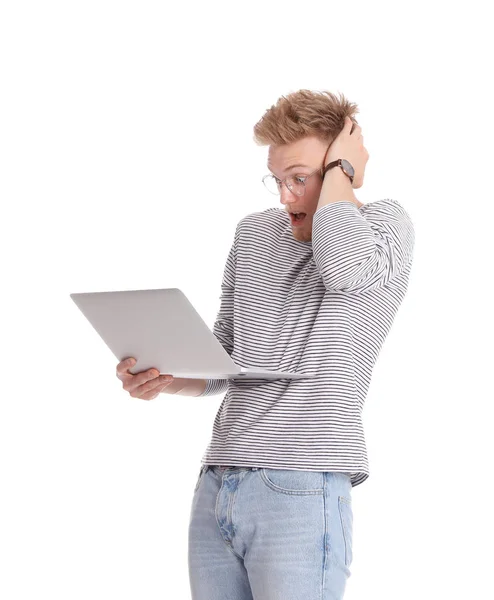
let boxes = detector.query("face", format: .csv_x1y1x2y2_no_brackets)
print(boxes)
267,135,361,242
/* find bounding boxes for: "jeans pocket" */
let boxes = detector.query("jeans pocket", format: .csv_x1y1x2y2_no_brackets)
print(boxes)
338,496,353,567
259,468,324,495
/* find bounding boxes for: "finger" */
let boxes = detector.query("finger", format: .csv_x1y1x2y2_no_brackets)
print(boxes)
350,121,361,136
126,368,163,393
129,372,173,395
141,385,169,401
116,357,137,379
143,387,168,401
132,378,174,400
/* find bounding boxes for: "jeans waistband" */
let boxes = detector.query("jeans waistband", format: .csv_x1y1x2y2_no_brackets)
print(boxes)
211,465,259,472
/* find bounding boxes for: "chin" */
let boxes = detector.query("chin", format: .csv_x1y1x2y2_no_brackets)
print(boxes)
292,229,311,242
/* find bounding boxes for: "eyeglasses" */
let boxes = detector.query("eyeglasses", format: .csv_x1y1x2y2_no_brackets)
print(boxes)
262,167,322,197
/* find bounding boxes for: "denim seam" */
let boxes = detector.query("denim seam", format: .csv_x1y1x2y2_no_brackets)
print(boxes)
193,465,205,493
338,496,352,570
214,470,244,561
321,472,329,598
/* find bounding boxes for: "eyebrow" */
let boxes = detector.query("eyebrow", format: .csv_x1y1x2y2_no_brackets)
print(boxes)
268,163,310,176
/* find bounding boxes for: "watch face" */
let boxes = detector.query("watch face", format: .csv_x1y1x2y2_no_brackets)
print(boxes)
341,159,355,176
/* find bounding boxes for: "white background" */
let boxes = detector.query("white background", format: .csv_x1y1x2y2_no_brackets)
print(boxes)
1,1,493,598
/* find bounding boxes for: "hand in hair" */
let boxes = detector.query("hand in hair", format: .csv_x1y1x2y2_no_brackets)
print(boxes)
323,116,369,189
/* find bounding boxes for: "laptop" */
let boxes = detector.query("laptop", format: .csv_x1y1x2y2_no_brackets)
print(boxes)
70,287,315,380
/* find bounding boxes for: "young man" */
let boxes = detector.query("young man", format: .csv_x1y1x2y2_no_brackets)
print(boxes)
120,89,415,599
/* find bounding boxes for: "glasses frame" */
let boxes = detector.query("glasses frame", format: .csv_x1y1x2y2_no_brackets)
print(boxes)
262,166,324,197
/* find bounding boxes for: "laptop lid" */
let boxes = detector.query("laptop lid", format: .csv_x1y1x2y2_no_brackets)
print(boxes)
70,287,240,377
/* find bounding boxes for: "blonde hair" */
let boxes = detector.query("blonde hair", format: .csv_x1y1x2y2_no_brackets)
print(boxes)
253,89,359,147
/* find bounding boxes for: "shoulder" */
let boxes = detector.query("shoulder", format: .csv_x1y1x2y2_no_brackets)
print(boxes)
237,207,288,233
240,206,287,227
361,198,413,222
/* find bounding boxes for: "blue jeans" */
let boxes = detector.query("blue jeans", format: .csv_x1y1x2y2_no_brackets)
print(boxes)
188,464,354,600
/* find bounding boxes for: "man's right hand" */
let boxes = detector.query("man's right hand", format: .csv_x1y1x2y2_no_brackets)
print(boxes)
116,357,175,401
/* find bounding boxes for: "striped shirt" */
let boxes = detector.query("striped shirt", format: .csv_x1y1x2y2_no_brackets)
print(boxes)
198,199,415,487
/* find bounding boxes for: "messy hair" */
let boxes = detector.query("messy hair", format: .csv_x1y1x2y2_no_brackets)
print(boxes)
252,89,359,147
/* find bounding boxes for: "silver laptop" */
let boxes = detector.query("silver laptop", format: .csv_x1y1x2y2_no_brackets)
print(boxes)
70,287,314,380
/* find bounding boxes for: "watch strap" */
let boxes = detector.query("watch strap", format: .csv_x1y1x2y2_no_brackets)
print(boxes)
322,159,354,183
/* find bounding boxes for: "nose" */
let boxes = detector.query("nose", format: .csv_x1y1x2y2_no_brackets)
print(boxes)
279,184,298,207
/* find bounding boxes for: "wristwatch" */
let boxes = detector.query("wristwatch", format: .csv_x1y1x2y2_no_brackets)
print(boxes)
322,158,354,184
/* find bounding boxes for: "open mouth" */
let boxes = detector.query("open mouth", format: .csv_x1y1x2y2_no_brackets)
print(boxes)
290,212,307,225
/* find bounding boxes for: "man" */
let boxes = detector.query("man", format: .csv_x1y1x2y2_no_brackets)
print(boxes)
117,89,415,599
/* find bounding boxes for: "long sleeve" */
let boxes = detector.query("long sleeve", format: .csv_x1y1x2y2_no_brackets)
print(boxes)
197,221,239,397
311,199,415,294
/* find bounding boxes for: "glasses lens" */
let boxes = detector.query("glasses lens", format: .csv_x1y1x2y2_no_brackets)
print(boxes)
286,175,305,196
263,174,280,195
263,175,306,196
